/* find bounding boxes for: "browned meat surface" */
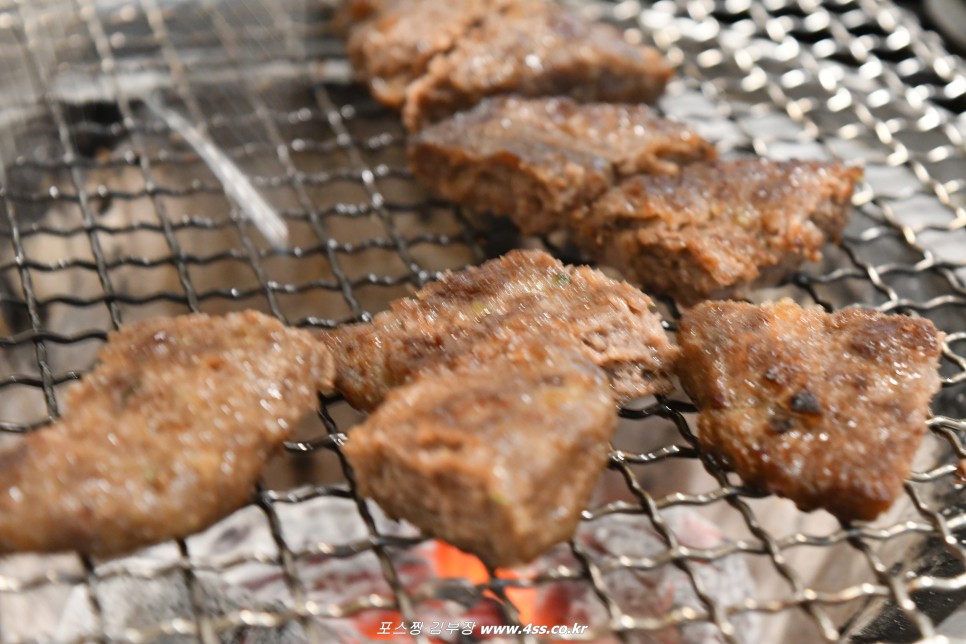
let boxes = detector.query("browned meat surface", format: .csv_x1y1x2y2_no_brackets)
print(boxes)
322,249,678,411
677,299,943,522
345,0,519,108
343,341,616,567
409,96,716,235
402,1,673,131
0,311,334,555
574,159,861,305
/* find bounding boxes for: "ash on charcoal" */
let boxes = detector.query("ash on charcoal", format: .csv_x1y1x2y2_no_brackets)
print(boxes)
538,508,760,644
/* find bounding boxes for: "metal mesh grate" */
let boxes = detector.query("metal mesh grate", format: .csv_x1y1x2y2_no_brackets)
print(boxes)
0,0,964,642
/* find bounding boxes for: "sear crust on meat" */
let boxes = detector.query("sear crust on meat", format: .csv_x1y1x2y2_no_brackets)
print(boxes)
0,311,334,556
677,299,943,522
321,249,679,411
343,342,616,567
402,1,673,131
409,96,716,235
574,159,862,305
345,0,519,108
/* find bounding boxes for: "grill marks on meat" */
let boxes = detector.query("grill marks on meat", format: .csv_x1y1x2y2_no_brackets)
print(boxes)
321,249,679,410
343,342,615,567
409,96,716,235
677,299,942,522
0,311,334,556
402,1,672,130
573,159,862,305
344,0,517,108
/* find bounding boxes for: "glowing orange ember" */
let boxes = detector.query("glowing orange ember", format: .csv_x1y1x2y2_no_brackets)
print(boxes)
356,540,568,641
433,541,537,621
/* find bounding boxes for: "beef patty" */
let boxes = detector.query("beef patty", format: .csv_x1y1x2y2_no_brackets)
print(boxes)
402,1,672,130
321,249,679,410
344,341,616,567
409,96,715,235
0,311,334,555
677,299,943,522
574,159,862,305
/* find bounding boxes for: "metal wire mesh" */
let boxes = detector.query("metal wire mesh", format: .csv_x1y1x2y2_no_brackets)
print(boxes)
0,0,964,642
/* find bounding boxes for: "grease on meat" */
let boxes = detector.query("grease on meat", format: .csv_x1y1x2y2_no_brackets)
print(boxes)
343,341,616,567
321,249,679,411
0,311,334,555
677,299,942,522
409,96,716,235
574,159,861,304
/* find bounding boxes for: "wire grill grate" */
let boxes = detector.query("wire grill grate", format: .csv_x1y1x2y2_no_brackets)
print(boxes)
0,0,964,642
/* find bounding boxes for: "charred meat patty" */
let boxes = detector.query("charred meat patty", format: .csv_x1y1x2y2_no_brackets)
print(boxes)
321,249,679,410
402,1,672,130
343,341,616,567
677,299,942,522
409,96,715,235
344,0,519,108
574,159,862,305
0,311,334,555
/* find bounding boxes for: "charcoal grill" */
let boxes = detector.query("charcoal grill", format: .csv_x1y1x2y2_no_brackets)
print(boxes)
0,0,965,642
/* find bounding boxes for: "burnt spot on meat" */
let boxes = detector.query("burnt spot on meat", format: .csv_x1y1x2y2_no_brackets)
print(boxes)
789,389,824,415
769,416,796,434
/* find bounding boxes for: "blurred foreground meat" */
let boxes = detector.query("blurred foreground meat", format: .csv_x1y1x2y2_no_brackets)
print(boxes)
0,311,334,555
409,96,715,235
539,509,760,643
344,342,616,567
677,299,942,522
401,1,672,130
322,249,679,410
574,159,861,305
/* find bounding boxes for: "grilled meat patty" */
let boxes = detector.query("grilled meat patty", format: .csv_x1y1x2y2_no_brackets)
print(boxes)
321,249,679,411
574,159,862,305
343,341,616,567
0,311,334,555
677,299,943,522
409,96,716,235
344,0,519,108
402,1,672,131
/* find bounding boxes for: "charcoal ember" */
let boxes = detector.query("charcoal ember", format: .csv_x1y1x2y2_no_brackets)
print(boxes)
55,570,362,643
537,509,760,643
